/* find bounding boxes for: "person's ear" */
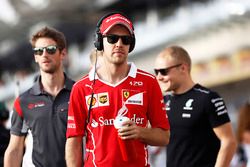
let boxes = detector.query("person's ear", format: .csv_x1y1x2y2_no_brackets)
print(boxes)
182,63,190,73
60,49,67,59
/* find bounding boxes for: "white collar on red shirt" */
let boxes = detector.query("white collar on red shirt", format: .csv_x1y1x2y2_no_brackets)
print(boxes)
89,62,137,81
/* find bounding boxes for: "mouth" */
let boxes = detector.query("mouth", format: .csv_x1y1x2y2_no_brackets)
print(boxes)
42,60,51,64
113,51,125,56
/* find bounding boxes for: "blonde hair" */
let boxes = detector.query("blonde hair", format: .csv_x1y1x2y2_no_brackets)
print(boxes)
160,45,192,72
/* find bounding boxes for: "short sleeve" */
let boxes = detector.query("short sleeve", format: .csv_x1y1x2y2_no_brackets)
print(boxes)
147,78,170,130
66,83,86,138
205,91,230,128
10,97,28,136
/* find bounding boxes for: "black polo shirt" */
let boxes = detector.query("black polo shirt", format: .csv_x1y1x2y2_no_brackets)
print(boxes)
11,74,74,167
165,84,230,167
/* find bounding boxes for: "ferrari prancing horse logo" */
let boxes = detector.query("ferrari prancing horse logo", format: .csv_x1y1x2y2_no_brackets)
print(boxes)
123,91,130,99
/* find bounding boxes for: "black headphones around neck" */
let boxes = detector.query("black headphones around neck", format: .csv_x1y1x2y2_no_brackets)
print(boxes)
94,12,136,53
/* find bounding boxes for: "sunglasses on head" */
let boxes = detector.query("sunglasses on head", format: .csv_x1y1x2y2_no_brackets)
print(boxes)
154,64,182,76
33,45,58,56
103,34,133,45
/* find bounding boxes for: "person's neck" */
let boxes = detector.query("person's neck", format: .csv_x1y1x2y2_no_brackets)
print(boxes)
98,63,130,85
174,78,195,95
40,70,65,97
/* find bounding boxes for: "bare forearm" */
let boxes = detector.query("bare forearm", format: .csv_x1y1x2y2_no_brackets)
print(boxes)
4,148,24,167
139,127,170,146
65,137,83,167
118,121,170,146
213,122,238,167
215,138,237,167
4,135,25,167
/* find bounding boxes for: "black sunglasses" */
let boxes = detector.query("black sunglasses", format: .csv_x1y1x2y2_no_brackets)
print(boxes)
33,45,58,56
103,34,133,45
154,64,182,76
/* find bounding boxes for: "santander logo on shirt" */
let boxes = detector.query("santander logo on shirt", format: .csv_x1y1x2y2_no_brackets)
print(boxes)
91,114,145,128
88,91,145,128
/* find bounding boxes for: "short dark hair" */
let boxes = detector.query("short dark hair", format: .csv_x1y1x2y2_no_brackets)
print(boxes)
30,26,66,51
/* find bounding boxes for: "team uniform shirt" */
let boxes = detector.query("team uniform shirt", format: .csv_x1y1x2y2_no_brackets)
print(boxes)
11,75,74,167
165,84,230,167
67,63,170,167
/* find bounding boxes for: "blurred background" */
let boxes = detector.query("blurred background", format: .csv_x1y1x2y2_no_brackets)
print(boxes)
0,0,250,165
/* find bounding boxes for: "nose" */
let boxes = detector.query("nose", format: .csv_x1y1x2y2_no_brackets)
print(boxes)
41,48,49,57
156,72,164,80
116,37,123,46
41,53,47,57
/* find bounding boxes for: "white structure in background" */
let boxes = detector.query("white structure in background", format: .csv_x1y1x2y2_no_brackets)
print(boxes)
22,0,50,10
22,130,35,167
0,0,19,25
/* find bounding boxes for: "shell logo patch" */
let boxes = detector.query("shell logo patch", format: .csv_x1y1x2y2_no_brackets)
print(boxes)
87,96,97,106
85,92,109,108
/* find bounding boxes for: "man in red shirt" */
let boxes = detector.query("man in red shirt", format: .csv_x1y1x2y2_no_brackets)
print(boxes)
65,12,170,167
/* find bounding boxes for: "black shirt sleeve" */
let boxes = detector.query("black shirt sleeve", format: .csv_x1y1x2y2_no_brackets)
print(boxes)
205,90,230,128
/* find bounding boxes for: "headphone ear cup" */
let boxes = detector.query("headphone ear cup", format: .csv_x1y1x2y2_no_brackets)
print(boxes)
94,32,103,51
94,11,135,52
129,36,135,53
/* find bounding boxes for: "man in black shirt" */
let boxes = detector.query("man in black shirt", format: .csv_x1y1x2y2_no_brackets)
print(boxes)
4,27,74,167
154,45,237,167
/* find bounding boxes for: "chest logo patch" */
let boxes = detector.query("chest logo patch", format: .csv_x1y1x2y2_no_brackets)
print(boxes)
91,119,98,128
99,95,108,104
182,113,191,118
28,101,45,110
165,99,170,111
122,90,143,105
98,92,109,106
183,99,194,110
123,91,129,99
87,96,97,107
85,92,109,109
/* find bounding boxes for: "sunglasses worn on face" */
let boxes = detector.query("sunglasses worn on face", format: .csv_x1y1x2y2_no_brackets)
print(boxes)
33,45,58,55
154,64,182,76
103,34,133,45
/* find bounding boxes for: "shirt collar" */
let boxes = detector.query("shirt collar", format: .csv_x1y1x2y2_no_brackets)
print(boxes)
89,62,137,81
64,74,75,91
31,73,74,95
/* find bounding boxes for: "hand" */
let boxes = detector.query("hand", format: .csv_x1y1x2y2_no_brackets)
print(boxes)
117,120,141,140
